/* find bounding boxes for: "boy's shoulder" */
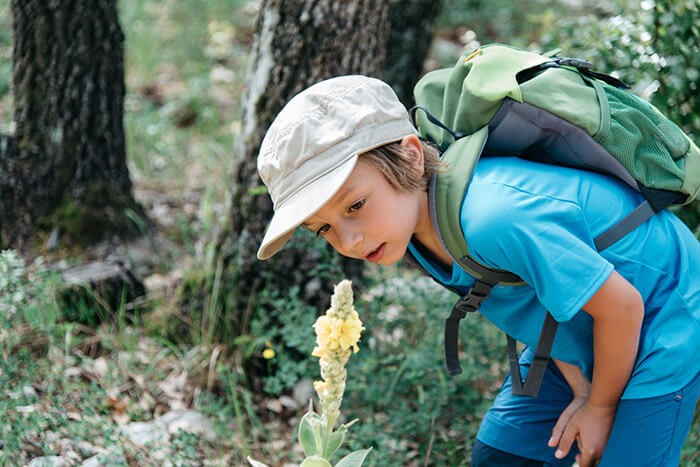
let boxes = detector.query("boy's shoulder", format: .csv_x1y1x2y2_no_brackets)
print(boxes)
468,156,630,204
466,157,573,209
461,158,590,242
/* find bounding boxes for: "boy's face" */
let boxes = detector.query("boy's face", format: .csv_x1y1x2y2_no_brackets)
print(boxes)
303,156,429,265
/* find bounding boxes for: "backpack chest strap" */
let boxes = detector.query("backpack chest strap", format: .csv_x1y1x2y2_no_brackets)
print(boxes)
444,274,559,397
445,278,496,376
456,254,522,285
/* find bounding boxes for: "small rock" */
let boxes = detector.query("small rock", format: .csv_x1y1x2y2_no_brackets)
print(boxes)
28,456,67,467
271,439,286,451
76,441,100,458
292,378,315,407
81,446,126,467
81,456,102,467
121,420,169,446
144,273,170,293
92,357,109,379
279,395,298,410
266,399,283,413
161,410,216,442
210,65,236,84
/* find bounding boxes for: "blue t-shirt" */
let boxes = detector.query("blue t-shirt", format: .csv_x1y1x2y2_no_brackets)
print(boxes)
409,157,700,399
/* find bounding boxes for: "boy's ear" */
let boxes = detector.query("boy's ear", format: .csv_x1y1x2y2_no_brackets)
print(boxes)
399,134,425,174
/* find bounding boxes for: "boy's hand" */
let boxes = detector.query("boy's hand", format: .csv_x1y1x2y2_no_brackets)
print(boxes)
548,400,616,467
548,392,587,449
548,270,642,466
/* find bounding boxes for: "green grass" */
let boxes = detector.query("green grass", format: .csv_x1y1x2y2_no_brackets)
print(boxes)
120,0,249,189
0,249,250,465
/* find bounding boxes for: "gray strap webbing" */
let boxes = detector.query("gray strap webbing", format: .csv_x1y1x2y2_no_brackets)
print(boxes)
444,279,496,376
508,313,559,397
457,254,522,284
594,200,654,251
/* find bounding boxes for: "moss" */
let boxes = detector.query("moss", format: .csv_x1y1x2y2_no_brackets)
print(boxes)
44,184,148,246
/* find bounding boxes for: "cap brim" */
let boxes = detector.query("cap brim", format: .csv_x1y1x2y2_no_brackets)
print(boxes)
257,154,359,260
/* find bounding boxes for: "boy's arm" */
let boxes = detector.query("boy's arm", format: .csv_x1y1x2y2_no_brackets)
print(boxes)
551,270,644,467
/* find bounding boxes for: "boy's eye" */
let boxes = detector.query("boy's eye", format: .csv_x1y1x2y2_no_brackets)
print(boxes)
348,199,365,212
316,224,330,237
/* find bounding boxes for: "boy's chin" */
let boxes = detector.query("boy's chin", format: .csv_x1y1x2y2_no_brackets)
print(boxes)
371,258,400,267
372,248,407,266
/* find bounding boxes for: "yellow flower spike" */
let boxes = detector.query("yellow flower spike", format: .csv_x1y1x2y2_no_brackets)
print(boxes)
310,280,365,433
262,348,276,360
249,279,371,467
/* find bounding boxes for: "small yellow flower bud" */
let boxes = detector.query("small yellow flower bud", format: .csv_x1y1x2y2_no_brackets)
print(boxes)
262,348,276,359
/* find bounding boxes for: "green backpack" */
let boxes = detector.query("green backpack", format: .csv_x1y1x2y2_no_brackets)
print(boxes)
411,43,700,397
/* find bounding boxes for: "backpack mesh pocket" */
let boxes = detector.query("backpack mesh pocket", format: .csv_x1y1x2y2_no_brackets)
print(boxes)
600,85,688,192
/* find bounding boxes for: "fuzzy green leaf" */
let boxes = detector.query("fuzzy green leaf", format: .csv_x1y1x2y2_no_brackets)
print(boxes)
298,410,322,456
322,425,347,459
300,456,332,467
335,448,372,467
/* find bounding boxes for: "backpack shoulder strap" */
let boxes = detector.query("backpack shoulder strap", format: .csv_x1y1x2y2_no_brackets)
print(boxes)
427,123,525,286
426,113,560,395
508,313,559,396
425,118,530,377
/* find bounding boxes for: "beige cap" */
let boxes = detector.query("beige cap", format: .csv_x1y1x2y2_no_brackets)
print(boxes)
256,75,417,260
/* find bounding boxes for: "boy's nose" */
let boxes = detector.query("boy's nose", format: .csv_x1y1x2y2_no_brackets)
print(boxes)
337,227,362,255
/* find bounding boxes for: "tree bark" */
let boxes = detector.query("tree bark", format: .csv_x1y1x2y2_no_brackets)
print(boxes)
1,0,145,251
201,0,388,342
384,0,444,107
179,0,442,379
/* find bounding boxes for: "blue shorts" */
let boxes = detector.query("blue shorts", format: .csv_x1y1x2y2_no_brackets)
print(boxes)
476,347,700,466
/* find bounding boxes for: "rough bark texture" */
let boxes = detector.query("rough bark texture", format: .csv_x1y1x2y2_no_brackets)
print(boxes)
202,0,390,344
384,0,444,107
0,0,145,251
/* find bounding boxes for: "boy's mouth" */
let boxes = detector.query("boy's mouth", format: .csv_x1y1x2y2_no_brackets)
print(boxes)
365,243,385,263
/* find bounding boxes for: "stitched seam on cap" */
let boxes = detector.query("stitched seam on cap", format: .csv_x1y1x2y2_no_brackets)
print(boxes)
274,118,414,207
268,81,367,158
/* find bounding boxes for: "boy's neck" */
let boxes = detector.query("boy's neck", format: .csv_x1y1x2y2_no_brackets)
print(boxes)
412,234,453,270
412,193,453,269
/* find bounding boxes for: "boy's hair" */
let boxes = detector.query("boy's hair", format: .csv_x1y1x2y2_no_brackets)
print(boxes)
362,140,444,192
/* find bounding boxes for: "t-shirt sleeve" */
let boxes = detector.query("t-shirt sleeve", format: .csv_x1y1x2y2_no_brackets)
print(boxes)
462,183,614,321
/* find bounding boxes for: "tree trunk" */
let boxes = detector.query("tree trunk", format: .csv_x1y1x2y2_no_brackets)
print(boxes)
205,0,388,338
384,0,444,107
0,0,145,251
176,0,442,387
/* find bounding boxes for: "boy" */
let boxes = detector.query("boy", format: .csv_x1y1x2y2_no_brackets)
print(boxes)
255,75,700,466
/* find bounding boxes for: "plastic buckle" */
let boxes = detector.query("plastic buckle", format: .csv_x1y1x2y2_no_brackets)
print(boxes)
556,57,593,70
452,299,474,319
452,285,490,318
